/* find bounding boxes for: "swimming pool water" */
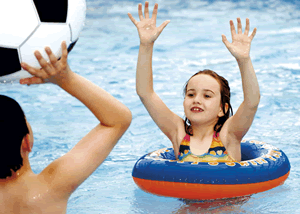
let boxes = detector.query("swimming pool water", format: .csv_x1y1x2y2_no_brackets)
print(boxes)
1,0,299,213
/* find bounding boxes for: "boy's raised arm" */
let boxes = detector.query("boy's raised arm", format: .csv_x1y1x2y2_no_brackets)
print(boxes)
21,41,132,197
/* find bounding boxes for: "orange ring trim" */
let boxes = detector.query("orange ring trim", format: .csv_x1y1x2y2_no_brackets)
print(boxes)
133,171,290,200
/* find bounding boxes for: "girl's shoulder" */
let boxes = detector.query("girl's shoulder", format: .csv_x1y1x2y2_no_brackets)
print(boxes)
219,117,243,146
172,119,187,155
176,120,188,142
219,125,242,161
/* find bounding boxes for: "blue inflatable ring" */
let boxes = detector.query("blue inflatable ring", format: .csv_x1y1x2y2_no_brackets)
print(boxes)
132,139,290,200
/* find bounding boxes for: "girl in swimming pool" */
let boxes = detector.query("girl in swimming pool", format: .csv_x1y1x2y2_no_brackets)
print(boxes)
128,2,260,162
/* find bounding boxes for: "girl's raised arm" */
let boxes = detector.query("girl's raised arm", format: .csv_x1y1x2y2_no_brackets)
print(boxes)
128,2,183,153
220,18,260,150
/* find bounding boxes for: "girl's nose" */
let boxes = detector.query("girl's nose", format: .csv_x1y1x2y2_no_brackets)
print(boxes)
193,95,202,104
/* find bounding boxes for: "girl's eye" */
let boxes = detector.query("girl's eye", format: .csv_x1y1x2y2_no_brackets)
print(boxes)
188,94,194,97
205,95,211,98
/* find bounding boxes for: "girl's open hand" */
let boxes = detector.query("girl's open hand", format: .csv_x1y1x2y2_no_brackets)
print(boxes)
222,18,257,61
20,41,71,85
128,1,170,46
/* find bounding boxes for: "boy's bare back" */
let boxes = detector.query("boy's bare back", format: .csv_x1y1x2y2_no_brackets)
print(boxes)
1,173,68,213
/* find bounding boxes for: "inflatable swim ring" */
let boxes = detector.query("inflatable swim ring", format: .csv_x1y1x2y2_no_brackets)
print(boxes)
132,139,290,200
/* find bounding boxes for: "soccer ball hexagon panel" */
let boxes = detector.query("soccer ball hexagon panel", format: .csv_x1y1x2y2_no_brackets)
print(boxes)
20,24,71,69
0,1,39,47
0,0,86,82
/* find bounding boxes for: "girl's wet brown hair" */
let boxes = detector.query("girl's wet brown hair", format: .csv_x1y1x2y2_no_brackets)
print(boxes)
183,69,233,136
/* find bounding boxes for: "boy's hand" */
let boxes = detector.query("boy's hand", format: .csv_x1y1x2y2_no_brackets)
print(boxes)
222,18,257,61
128,1,170,46
20,41,70,85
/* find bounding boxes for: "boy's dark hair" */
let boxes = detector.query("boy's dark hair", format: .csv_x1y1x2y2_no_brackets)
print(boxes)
0,95,29,179
183,69,233,136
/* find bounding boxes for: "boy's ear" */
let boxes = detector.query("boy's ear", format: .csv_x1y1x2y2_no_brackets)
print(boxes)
21,134,32,152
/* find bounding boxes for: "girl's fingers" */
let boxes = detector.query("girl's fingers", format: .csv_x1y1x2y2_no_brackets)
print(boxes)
151,3,158,24
144,1,149,19
230,20,236,40
128,13,138,26
249,27,257,40
237,18,242,34
157,20,170,34
138,3,143,21
244,18,250,35
222,34,231,49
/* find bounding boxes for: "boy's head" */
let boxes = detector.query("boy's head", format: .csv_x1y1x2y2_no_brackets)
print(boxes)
0,95,29,179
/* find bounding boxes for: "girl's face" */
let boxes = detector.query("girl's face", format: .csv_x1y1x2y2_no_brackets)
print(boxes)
183,74,225,126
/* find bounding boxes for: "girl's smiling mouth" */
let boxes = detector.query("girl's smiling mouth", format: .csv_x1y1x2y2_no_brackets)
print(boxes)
191,107,204,112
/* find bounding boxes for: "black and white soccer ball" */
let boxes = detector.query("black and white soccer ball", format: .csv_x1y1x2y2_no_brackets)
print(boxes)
0,0,86,82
